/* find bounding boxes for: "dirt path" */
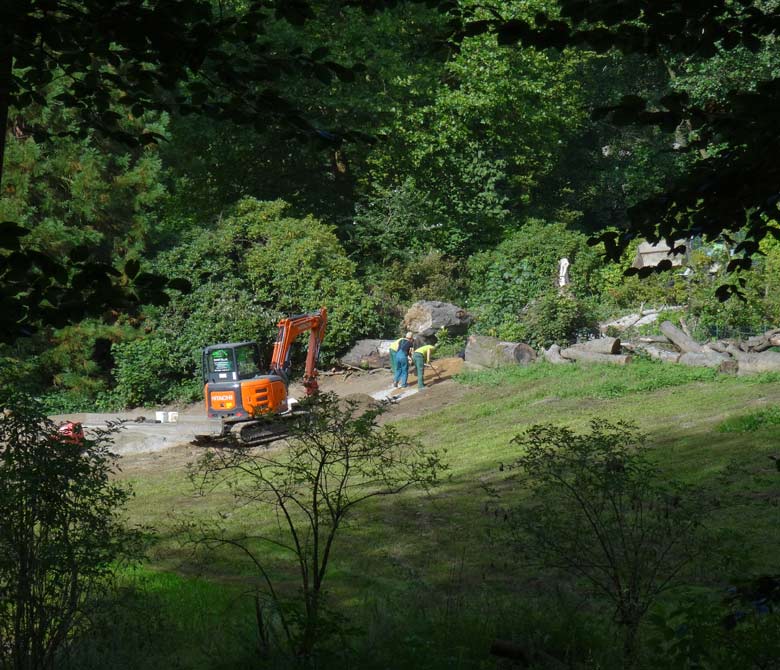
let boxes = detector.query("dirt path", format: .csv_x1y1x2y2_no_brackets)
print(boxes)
59,357,468,466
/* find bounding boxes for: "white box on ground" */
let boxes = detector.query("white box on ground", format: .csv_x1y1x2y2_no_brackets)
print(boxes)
155,411,166,423
167,412,178,423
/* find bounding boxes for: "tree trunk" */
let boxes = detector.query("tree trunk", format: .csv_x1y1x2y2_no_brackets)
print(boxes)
634,344,680,363
706,340,731,354
0,44,12,188
677,351,729,368
543,343,572,364
637,335,670,344
726,347,780,375
559,349,631,365
567,337,621,355
742,328,780,352
659,321,704,353
622,623,640,670
465,335,536,368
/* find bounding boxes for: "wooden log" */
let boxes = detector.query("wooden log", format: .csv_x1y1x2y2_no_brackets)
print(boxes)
678,351,730,368
543,343,572,364
706,340,730,354
729,350,780,376
635,344,680,363
637,335,671,344
659,321,704,353
743,328,780,352
568,337,621,355
559,349,632,365
465,335,537,368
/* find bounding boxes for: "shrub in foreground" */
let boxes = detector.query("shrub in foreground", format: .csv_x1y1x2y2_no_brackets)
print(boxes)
493,419,713,666
0,395,144,670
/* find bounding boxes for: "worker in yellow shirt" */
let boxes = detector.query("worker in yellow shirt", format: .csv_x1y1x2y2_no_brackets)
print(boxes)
412,342,436,390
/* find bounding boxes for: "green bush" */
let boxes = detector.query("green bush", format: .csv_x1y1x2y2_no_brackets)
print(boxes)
432,327,466,358
226,198,387,360
507,290,596,348
103,337,198,409
467,220,602,337
365,252,468,308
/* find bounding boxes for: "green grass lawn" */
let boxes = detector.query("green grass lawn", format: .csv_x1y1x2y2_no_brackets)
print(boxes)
104,361,780,669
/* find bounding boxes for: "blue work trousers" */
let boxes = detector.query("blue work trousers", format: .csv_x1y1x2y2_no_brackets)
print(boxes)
393,350,409,387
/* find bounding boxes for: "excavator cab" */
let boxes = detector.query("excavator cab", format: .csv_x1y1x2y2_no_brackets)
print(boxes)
203,342,287,421
203,342,262,384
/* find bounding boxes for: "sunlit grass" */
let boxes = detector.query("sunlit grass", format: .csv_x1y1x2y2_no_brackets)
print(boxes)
718,405,780,432
106,361,780,669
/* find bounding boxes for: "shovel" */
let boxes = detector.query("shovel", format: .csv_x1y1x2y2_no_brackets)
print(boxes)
425,362,443,381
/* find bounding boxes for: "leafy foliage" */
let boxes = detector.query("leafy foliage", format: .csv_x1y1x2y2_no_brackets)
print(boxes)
364,6,590,254
497,419,713,663
156,198,385,362
187,392,447,660
463,0,780,286
467,219,601,339
0,395,144,669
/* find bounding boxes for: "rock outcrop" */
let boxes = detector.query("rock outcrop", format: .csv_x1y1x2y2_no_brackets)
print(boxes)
403,301,472,341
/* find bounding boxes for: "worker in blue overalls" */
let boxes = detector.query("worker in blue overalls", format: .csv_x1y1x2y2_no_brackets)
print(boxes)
392,332,414,388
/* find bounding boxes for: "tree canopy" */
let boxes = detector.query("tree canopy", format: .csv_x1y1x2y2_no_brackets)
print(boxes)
4,0,780,409
463,0,780,295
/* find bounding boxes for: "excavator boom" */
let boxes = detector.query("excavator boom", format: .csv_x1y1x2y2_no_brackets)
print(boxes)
269,307,328,394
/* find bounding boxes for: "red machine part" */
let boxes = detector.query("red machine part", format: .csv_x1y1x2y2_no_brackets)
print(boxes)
57,421,85,445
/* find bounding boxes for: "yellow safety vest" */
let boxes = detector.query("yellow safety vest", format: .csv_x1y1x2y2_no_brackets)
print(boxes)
388,338,402,353
414,345,435,361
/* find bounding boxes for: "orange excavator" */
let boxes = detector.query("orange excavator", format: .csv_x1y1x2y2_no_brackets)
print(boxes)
201,307,327,444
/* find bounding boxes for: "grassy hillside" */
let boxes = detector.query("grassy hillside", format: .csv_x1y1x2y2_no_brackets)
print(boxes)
80,362,780,670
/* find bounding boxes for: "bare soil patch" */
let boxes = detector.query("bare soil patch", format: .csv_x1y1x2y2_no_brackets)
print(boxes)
79,357,468,473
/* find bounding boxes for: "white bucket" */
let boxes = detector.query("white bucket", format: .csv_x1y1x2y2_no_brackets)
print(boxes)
155,411,166,423
167,411,179,423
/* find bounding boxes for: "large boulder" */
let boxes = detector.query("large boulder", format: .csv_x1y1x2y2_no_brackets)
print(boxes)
465,335,536,369
403,301,472,341
340,339,396,369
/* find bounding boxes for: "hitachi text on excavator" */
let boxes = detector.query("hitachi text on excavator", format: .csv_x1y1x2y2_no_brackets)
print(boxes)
200,307,327,445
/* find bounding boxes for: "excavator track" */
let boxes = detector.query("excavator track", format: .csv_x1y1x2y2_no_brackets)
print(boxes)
192,410,306,448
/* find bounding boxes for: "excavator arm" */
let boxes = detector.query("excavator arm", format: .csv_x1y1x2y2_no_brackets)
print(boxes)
269,307,328,395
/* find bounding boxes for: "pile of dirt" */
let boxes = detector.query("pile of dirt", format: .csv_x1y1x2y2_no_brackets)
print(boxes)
421,356,463,382
339,393,381,414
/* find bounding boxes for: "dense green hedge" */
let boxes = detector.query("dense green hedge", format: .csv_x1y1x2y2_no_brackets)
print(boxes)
105,199,387,407
466,219,601,343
